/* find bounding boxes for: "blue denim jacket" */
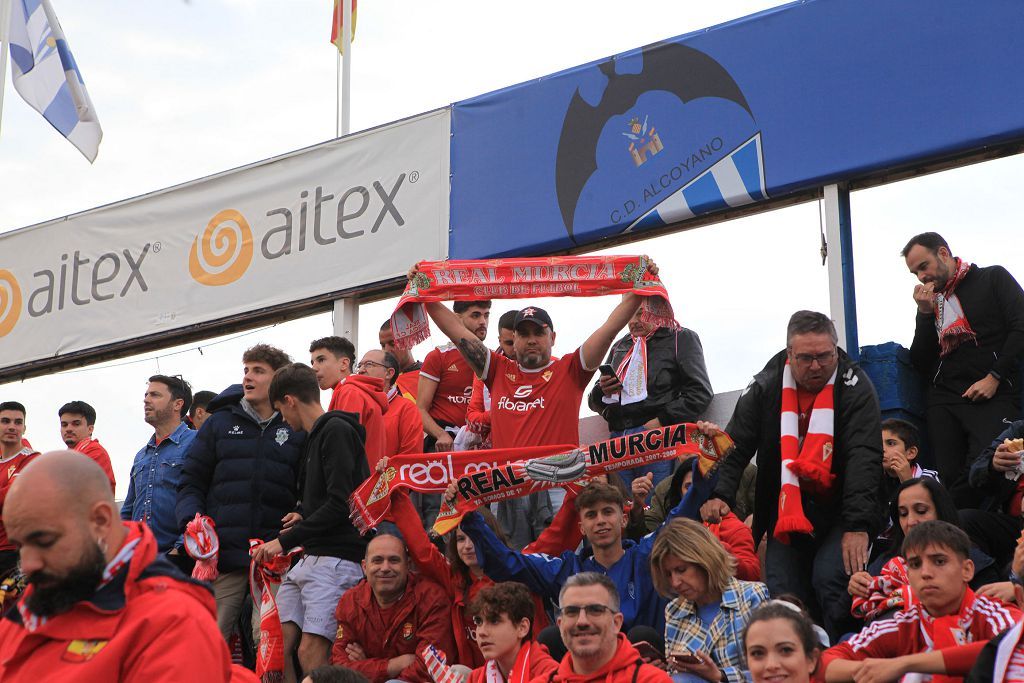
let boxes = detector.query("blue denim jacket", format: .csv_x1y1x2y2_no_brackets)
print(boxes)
120,421,196,553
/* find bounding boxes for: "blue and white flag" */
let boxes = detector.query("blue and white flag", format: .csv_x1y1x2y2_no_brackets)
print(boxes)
7,0,102,162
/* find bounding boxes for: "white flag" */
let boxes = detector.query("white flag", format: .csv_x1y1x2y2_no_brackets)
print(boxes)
7,0,102,161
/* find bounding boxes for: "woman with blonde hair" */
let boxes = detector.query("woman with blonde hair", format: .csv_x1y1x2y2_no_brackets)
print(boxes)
650,518,768,683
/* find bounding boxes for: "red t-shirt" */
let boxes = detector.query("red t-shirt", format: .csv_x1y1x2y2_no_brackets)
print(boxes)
484,347,594,449
74,438,117,494
420,344,474,427
0,448,40,551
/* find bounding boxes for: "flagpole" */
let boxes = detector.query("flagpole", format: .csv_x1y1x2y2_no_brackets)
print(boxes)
0,0,12,139
334,2,341,138
341,0,352,136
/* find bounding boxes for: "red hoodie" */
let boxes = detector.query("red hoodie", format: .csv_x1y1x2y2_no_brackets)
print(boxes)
330,374,390,469
531,633,670,683
0,521,255,682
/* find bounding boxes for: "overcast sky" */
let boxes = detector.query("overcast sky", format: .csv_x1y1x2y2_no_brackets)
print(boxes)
1,0,1021,498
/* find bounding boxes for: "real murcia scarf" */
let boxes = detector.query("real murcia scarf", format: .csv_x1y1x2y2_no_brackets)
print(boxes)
421,643,464,683
917,589,982,683
934,257,977,357
349,424,733,537
390,255,679,349
18,522,143,633
184,513,219,581
774,362,837,543
249,539,303,682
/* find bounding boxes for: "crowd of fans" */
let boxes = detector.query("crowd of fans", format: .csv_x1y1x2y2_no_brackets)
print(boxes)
0,231,1022,682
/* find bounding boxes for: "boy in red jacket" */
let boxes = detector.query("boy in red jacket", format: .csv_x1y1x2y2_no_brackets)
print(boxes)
466,582,557,683
822,520,1021,682
536,572,669,683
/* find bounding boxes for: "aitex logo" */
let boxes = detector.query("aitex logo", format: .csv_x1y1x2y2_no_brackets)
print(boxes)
189,209,254,286
0,269,22,338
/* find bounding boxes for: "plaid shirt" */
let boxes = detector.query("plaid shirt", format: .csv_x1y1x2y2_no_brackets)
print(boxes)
664,577,768,683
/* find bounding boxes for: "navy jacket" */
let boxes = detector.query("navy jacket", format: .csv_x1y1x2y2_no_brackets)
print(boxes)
176,384,304,572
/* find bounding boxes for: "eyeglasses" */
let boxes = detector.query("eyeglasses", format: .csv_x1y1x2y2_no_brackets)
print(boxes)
356,360,386,370
789,349,836,366
558,604,615,619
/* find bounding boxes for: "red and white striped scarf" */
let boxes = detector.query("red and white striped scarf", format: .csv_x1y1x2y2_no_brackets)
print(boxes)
774,362,837,543
421,643,464,683
994,617,1024,682
184,513,219,582
603,333,653,406
934,257,977,357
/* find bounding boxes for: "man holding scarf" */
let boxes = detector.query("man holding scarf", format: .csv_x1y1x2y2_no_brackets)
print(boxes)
904,232,1024,508
700,310,883,641
588,306,713,494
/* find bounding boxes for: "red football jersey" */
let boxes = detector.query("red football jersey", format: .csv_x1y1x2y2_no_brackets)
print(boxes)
420,344,474,426
484,347,594,449
0,448,40,551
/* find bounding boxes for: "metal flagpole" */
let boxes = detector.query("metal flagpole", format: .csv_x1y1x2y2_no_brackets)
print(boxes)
0,0,13,139
341,0,352,136
335,1,341,138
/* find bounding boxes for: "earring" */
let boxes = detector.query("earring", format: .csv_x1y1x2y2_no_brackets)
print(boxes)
97,538,109,554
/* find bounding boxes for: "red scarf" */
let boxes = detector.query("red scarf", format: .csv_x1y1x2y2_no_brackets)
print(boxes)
774,362,837,543
603,331,654,406
994,618,1024,682
918,589,979,683
249,539,302,682
421,643,464,683
850,556,914,621
934,257,977,357
184,513,219,581
390,256,679,348
18,523,144,633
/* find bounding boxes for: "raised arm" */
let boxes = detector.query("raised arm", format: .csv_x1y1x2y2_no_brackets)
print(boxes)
424,302,490,378
582,294,644,371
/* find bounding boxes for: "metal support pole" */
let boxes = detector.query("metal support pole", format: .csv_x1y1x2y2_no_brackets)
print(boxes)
823,184,860,359
333,297,359,342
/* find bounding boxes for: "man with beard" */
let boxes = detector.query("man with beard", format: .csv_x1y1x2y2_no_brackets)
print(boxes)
0,401,39,580
547,573,669,683
0,451,253,682
904,232,1024,507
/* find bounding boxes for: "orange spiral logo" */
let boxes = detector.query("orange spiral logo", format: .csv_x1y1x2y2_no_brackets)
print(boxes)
0,270,22,338
189,209,254,286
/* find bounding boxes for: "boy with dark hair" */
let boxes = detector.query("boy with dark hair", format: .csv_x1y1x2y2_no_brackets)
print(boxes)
822,520,1021,682
0,401,38,578
465,582,557,683
190,390,217,430
177,343,302,642
881,418,935,483
312,336,390,471
59,400,116,493
253,363,369,681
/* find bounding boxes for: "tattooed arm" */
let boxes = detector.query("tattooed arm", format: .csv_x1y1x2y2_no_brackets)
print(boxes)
423,301,491,377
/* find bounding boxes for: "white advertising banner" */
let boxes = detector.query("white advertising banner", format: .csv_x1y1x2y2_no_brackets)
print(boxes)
0,109,451,373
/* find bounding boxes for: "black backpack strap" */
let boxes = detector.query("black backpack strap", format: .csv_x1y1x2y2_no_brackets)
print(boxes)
632,660,642,683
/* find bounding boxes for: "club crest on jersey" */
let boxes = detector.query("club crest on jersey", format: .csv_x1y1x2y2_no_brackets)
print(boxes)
62,639,108,663
542,370,553,382
275,428,289,445
402,622,415,640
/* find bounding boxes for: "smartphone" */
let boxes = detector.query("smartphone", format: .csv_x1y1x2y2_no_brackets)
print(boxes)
632,641,663,662
599,364,618,380
670,652,703,666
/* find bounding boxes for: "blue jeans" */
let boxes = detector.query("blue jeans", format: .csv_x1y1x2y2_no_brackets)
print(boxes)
612,427,675,502
765,523,855,642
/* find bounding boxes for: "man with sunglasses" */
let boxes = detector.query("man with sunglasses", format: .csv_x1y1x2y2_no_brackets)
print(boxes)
548,573,670,683
699,310,883,642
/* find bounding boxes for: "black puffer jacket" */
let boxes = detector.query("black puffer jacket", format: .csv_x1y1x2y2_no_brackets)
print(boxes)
711,349,884,542
588,327,713,431
176,384,303,572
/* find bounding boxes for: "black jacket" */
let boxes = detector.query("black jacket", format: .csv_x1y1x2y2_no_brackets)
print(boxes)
176,384,303,572
909,264,1024,402
712,349,884,542
588,327,713,431
278,410,369,562
968,418,1024,512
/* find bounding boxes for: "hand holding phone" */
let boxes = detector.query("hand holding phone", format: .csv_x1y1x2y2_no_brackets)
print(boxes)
632,641,664,664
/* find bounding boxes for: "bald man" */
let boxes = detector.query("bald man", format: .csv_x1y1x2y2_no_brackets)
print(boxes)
0,451,255,682
331,534,455,683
